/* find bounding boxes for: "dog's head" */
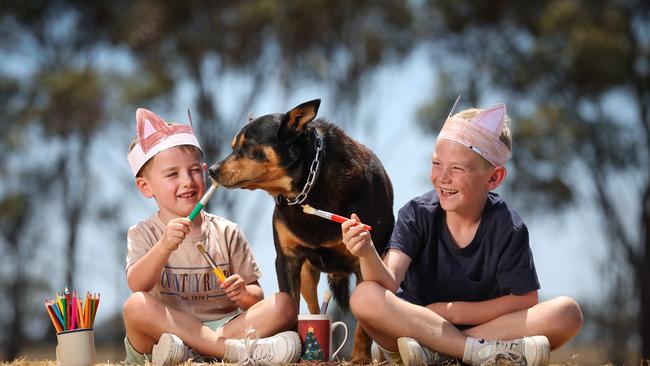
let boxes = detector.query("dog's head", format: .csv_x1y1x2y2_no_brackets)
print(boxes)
208,99,321,197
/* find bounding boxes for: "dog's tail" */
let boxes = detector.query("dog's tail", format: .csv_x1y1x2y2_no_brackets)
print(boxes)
327,273,351,312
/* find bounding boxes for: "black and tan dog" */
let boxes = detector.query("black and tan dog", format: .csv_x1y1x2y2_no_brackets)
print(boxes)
208,99,394,362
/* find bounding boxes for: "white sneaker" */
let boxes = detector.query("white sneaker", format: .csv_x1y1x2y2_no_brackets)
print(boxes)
224,328,302,365
397,337,454,366
152,333,195,366
477,336,550,366
371,341,402,363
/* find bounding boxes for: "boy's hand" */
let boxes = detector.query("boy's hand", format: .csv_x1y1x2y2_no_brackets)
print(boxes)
160,217,191,252
342,213,374,258
222,274,247,303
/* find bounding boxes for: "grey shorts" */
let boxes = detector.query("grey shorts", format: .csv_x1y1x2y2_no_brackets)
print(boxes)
124,312,240,365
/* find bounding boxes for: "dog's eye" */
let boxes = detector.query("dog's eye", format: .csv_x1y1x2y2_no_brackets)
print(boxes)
251,147,267,161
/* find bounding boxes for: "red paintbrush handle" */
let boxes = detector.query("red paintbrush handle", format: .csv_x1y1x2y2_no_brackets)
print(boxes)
331,214,372,231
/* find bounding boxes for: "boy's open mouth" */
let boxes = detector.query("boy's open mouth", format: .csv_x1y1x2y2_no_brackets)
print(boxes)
178,191,196,199
439,187,458,197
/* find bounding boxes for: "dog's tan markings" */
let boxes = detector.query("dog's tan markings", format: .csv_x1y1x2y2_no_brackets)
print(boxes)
300,260,321,314
274,220,303,257
287,104,317,132
230,134,237,150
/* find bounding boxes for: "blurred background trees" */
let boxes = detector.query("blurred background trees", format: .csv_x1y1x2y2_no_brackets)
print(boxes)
1,0,648,363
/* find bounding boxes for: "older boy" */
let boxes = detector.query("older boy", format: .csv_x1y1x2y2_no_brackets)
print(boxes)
123,108,301,365
342,103,583,366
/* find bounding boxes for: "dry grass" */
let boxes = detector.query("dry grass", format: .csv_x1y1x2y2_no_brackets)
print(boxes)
0,358,628,366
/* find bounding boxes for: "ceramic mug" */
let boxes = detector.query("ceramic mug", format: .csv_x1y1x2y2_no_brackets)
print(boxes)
298,314,348,361
56,328,96,366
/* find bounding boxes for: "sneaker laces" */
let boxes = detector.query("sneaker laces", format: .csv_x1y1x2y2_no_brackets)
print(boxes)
480,340,526,366
237,326,274,366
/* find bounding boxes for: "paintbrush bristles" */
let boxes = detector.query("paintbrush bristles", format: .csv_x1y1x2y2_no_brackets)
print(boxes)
320,290,332,314
301,204,316,214
197,243,217,268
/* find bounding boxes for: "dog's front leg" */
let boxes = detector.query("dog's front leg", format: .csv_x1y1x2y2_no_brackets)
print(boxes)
300,260,321,314
351,269,372,364
273,221,304,303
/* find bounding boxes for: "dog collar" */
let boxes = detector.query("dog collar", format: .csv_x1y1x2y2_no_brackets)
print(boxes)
277,130,324,206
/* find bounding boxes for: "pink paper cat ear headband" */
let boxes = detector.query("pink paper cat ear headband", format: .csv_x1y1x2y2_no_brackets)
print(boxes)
127,108,202,176
437,96,512,167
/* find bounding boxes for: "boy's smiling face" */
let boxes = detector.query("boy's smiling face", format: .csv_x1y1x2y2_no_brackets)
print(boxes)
135,146,206,222
431,139,504,217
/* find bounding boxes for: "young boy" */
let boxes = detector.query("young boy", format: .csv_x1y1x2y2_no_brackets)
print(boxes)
342,103,583,366
123,108,301,366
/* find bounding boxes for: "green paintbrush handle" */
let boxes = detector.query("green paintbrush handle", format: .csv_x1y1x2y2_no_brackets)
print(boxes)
187,203,204,221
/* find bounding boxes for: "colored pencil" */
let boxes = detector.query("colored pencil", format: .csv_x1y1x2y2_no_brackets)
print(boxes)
45,300,63,333
45,289,100,334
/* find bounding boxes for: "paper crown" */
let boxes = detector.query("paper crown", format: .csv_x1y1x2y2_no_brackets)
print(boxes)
127,108,202,176
438,103,511,167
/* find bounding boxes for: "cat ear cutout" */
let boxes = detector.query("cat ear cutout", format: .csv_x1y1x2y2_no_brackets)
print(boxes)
472,103,506,135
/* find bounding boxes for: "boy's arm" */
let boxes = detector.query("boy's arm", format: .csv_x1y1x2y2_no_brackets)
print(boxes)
342,214,411,292
126,241,174,292
426,290,539,325
127,217,191,292
358,248,411,293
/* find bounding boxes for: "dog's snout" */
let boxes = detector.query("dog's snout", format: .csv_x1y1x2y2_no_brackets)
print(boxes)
208,163,221,180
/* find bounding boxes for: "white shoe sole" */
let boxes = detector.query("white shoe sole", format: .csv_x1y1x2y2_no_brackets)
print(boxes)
152,333,184,366
525,336,550,366
275,331,302,364
397,337,423,366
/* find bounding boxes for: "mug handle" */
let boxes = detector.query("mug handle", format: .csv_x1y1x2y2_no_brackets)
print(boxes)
330,321,349,360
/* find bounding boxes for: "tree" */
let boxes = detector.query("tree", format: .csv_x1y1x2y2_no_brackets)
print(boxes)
0,0,418,358
417,0,650,362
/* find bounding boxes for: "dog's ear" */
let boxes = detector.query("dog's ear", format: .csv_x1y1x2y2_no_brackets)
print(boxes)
279,99,321,139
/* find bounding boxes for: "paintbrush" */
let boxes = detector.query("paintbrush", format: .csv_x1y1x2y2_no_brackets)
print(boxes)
188,180,219,221
319,290,332,314
196,243,227,282
301,204,372,231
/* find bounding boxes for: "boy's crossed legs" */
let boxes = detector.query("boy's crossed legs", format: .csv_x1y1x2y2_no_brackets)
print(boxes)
123,291,299,364
352,281,583,366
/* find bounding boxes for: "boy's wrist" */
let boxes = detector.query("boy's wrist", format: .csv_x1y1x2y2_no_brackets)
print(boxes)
156,239,175,254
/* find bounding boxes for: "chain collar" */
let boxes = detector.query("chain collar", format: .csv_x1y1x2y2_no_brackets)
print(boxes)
277,130,323,206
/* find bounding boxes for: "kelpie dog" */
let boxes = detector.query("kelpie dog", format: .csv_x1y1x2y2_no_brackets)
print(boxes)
208,99,394,362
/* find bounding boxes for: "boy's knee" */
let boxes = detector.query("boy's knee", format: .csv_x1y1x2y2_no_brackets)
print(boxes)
553,296,584,331
350,281,384,320
123,292,154,325
273,292,299,327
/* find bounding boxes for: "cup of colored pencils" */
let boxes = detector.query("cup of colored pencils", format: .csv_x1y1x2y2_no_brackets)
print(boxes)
45,288,99,366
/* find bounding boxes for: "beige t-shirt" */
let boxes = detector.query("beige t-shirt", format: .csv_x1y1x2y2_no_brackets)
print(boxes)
126,212,262,322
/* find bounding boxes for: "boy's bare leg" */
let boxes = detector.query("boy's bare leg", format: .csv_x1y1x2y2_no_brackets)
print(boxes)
123,291,298,358
461,296,583,350
220,291,299,339
350,281,468,359
352,281,583,358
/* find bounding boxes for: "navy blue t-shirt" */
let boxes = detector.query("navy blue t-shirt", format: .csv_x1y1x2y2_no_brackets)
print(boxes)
389,190,540,307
